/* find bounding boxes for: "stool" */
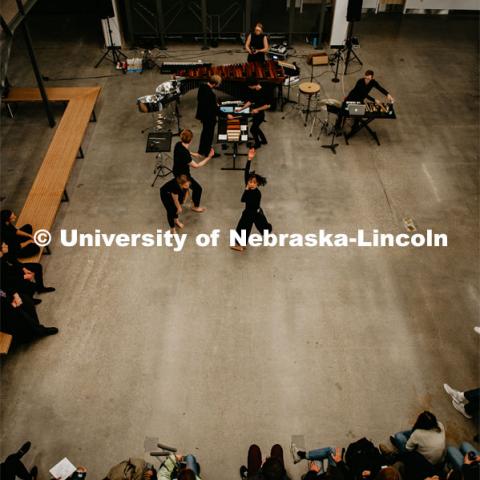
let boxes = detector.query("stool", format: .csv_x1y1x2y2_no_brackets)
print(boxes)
298,82,321,126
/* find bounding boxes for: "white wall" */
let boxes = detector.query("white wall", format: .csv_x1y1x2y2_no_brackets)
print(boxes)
330,0,349,47
101,0,122,48
404,0,480,10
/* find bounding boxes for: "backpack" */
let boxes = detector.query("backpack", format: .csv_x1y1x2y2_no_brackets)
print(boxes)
104,458,147,480
345,438,384,477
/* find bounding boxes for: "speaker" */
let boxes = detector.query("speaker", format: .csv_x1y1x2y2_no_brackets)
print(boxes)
98,0,114,19
347,0,363,22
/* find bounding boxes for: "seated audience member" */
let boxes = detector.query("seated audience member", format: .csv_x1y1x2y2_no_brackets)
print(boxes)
0,441,37,480
0,289,58,343
291,445,352,479
1,242,55,300
344,438,387,479
157,453,201,480
240,444,290,480
103,458,156,480
0,210,40,259
446,442,480,477
444,384,480,419
387,412,446,479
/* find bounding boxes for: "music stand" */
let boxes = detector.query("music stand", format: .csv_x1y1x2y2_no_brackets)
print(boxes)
147,131,173,187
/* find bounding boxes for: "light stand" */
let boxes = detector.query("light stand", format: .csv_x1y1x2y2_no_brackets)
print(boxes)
343,22,362,75
95,16,127,68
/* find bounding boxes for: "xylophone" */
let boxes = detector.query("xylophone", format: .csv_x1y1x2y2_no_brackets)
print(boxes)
160,61,212,74
174,60,285,109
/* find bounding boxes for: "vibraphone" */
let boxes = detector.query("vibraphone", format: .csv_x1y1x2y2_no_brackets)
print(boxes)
174,60,286,110
343,102,396,145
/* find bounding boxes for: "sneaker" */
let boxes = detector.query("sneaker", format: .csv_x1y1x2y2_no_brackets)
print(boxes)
444,384,465,404
17,441,31,457
474,326,480,335
290,443,302,464
239,465,248,479
453,399,472,419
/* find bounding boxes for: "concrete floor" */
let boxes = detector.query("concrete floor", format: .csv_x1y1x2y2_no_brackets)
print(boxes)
1,12,479,479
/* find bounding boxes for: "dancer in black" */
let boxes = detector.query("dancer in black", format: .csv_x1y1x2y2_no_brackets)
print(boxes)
231,148,272,252
173,129,214,213
160,175,191,232
242,78,271,149
245,23,269,63
196,75,222,158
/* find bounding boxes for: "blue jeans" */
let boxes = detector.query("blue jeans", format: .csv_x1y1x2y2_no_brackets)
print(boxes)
446,442,479,471
184,454,199,475
392,430,412,453
306,447,335,473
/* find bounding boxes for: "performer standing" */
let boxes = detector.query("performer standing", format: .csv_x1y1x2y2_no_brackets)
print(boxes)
173,129,214,214
335,69,394,131
196,74,222,158
242,78,271,149
245,23,269,63
231,148,272,253
160,175,191,232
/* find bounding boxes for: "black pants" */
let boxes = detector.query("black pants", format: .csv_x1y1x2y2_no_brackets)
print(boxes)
198,119,216,157
0,452,33,480
250,112,266,146
247,53,265,63
465,388,480,417
160,192,178,229
22,262,46,292
188,176,202,207
16,224,40,259
235,208,272,243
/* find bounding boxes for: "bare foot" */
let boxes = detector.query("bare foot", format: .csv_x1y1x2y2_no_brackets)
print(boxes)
191,206,206,213
174,219,184,229
230,245,244,252
170,227,176,234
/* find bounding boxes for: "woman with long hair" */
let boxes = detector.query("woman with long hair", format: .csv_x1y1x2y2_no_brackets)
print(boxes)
245,23,269,63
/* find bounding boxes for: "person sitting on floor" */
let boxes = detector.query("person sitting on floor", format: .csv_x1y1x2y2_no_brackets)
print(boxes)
446,442,480,479
384,411,446,480
291,444,352,479
0,289,58,344
0,210,40,260
157,453,201,480
103,457,157,480
240,444,290,480
1,242,55,302
0,441,37,480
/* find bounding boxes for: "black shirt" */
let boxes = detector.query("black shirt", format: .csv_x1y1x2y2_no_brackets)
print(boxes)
345,78,389,103
160,178,186,203
246,86,270,110
172,142,192,177
241,189,261,212
0,223,21,256
249,32,265,51
196,83,218,123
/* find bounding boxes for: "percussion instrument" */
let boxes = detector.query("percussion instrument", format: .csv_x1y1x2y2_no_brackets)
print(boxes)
137,95,162,113
174,60,285,110
160,61,212,74
299,82,321,95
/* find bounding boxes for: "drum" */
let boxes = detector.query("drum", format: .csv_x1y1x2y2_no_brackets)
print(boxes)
299,82,321,96
155,80,181,97
137,95,161,113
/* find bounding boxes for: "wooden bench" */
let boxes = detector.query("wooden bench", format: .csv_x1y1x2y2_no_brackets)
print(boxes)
0,332,13,355
5,86,101,263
